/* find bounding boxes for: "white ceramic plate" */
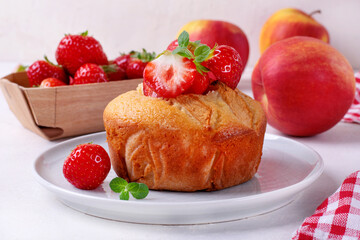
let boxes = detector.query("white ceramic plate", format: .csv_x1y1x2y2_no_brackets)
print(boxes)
33,132,323,225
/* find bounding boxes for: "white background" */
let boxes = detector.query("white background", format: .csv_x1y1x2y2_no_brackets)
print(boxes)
0,0,359,69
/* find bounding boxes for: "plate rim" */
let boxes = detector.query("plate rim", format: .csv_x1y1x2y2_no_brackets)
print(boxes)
32,131,324,207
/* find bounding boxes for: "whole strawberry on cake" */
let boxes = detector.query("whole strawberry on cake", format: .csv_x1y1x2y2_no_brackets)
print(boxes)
103,31,266,192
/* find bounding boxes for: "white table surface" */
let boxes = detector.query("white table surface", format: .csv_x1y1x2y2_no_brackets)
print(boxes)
1,62,359,240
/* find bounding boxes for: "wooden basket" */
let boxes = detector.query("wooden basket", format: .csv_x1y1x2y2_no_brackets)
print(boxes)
0,72,142,140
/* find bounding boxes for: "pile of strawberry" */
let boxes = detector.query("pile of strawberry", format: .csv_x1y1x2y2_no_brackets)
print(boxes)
143,31,244,98
26,31,156,87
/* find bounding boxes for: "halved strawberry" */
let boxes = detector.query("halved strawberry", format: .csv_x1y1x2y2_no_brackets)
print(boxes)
143,51,196,98
143,81,159,98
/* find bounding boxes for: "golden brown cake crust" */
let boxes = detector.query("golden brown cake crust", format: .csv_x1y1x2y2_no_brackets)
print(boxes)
103,82,266,191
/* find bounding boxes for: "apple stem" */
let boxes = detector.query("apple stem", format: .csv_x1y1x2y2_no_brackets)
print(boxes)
309,10,321,17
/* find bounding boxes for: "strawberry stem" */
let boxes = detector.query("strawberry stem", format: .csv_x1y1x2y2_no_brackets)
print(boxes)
156,50,171,59
204,44,217,61
80,30,88,37
44,55,57,66
16,64,28,72
101,64,118,73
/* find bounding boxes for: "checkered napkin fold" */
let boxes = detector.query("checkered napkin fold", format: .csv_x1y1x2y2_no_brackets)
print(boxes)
292,171,360,240
342,72,360,123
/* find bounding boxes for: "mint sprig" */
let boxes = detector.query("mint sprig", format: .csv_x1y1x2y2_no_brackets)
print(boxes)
120,190,130,200
109,177,149,200
172,47,194,59
194,45,211,63
177,31,190,47
172,31,211,75
194,62,209,76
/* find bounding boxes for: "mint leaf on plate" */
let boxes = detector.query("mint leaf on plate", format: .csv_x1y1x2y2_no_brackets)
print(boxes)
119,190,130,200
128,182,149,199
109,177,128,193
109,177,149,201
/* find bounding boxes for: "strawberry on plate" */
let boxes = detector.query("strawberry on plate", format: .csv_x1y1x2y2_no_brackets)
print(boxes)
40,78,67,88
55,31,108,76
71,63,109,85
203,45,244,89
63,143,111,190
27,57,68,87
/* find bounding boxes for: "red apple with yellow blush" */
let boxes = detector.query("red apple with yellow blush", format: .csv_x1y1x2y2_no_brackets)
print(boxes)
252,36,355,136
260,8,329,53
177,20,250,67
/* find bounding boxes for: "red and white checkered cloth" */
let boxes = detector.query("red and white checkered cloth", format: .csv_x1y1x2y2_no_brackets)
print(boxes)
292,171,360,240
342,72,360,124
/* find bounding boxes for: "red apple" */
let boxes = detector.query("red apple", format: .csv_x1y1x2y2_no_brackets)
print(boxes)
259,8,329,53
252,36,355,136
177,20,250,67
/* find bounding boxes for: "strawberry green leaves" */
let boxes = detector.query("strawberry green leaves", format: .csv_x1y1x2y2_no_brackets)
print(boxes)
109,177,149,200
130,49,156,63
80,30,88,37
172,31,212,75
16,64,28,72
